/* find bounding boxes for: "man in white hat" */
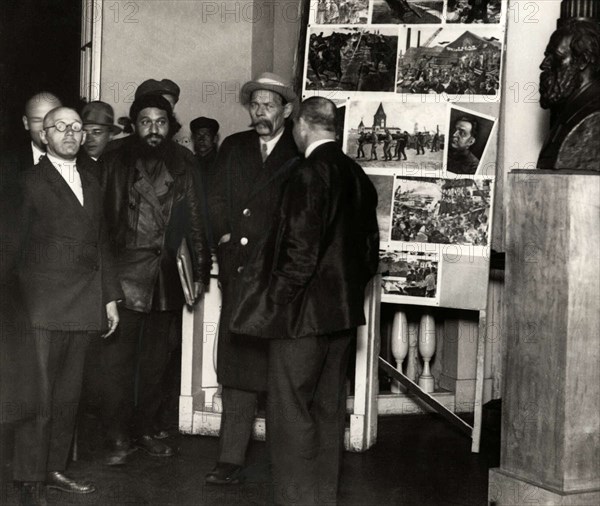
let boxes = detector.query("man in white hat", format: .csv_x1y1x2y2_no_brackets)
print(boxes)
206,72,300,485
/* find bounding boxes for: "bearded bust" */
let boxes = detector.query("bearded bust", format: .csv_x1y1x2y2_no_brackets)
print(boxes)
537,18,600,170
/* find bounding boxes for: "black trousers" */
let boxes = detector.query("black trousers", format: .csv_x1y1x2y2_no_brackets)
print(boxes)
216,387,258,466
85,308,178,442
268,330,355,506
13,330,90,482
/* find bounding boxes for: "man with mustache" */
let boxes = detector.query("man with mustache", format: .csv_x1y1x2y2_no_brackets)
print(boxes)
96,95,211,465
537,18,600,170
206,72,299,485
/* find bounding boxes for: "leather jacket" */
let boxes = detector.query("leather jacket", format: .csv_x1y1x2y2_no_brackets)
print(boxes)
102,139,211,312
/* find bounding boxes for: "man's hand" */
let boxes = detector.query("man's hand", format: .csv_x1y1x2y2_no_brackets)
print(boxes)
193,281,204,302
103,301,119,338
218,233,231,246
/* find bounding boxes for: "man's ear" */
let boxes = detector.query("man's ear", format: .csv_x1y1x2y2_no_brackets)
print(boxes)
467,136,476,148
283,102,294,119
22,115,30,131
39,129,48,146
80,131,87,146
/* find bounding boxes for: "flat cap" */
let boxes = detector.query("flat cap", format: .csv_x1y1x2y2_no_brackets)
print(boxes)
190,117,219,135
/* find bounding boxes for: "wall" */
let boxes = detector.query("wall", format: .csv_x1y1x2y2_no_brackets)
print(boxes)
99,0,303,145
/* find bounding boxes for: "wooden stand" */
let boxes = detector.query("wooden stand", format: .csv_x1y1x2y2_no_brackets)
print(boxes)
489,171,600,504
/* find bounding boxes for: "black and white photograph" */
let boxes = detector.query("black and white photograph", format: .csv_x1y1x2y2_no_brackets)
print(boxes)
372,0,444,24
313,0,369,24
305,26,398,92
396,26,503,96
391,177,492,246
365,172,395,241
446,0,504,24
345,100,446,168
380,249,439,300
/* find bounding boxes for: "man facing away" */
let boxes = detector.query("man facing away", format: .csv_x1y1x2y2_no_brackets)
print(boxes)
206,72,299,485
97,94,211,465
13,107,122,505
230,97,380,505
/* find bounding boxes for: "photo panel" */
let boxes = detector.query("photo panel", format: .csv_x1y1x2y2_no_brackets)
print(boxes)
304,26,399,93
310,0,370,25
380,249,440,305
371,0,444,24
345,100,447,171
395,24,503,98
390,176,492,248
446,0,505,24
364,170,395,242
444,104,497,176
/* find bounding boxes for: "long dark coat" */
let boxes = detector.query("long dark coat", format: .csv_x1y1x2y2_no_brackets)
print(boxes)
209,127,299,391
230,142,380,339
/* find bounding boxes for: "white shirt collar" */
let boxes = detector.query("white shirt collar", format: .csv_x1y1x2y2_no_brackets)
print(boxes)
305,139,335,158
31,142,46,165
259,128,285,159
46,153,84,206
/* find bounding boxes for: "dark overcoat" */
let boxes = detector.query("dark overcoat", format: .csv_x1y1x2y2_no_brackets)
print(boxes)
230,142,380,339
208,127,299,391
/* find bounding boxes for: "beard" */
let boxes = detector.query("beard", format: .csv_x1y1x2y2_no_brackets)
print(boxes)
539,64,583,109
136,134,168,159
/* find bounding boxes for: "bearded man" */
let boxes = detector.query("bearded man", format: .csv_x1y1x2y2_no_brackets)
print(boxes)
537,18,600,170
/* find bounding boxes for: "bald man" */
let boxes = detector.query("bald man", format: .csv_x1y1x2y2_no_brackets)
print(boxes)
12,107,122,504
22,92,63,165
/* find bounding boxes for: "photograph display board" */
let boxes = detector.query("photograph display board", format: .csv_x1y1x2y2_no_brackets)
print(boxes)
302,0,507,310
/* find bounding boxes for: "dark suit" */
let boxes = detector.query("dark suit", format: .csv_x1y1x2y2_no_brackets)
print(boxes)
12,156,122,481
208,126,298,465
230,142,379,505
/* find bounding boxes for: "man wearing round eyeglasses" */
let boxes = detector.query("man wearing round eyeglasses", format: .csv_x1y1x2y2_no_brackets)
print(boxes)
12,107,122,504
98,95,211,466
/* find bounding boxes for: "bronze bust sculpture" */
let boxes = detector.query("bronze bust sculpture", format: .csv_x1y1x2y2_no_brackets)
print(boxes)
537,1,600,170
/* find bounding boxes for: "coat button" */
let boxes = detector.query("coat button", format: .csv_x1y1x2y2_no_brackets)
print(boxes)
243,208,251,217
240,237,249,246
237,266,244,273
155,248,161,256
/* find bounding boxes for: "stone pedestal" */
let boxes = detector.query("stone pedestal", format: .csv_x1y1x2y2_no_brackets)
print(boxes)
489,172,600,505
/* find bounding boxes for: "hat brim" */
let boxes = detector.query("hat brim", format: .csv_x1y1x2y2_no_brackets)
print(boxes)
240,82,297,108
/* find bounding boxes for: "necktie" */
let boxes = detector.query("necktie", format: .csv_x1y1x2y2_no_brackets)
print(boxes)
261,142,268,162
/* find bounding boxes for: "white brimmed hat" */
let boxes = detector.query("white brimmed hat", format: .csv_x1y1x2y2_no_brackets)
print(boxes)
240,72,297,106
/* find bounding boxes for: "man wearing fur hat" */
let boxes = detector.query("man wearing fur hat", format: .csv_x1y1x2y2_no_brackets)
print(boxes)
97,94,211,465
206,72,299,485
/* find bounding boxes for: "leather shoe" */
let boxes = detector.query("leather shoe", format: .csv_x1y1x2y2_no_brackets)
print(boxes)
135,434,173,457
105,438,136,466
45,471,96,494
205,462,242,485
19,482,48,506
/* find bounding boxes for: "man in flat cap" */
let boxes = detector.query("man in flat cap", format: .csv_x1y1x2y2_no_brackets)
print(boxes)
81,101,122,161
206,72,300,484
190,116,219,192
97,94,211,465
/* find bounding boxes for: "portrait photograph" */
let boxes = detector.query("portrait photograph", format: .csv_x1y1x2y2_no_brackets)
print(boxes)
304,26,398,92
380,249,440,302
312,0,369,24
344,100,447,169
390,176,492,246
446,0,504,24
395,25,503,96
371,0,444,24
445,105,496,175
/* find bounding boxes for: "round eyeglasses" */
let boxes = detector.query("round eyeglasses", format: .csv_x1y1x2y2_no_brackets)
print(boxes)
44,121,83,133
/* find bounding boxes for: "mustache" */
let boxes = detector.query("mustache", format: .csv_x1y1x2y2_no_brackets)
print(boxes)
250,119,273,130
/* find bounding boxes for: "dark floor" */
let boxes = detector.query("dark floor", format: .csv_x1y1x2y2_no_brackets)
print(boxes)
1,413,499,506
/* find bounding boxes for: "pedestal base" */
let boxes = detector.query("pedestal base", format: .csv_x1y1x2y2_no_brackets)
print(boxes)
489,468,600,506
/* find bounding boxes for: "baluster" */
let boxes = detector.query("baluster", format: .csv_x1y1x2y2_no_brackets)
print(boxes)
390,310,408,393
418,313,436,393
405,322,419,382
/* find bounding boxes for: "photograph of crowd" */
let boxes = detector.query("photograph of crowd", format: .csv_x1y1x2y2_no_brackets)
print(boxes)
446,0,504,24
396,26,502,96
380,250,439,299
366,173,394,241
372,0,444,24
314,0,369,24
390,177,492,246
345,100,446,168
446,105,496,175
305,27,398,92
